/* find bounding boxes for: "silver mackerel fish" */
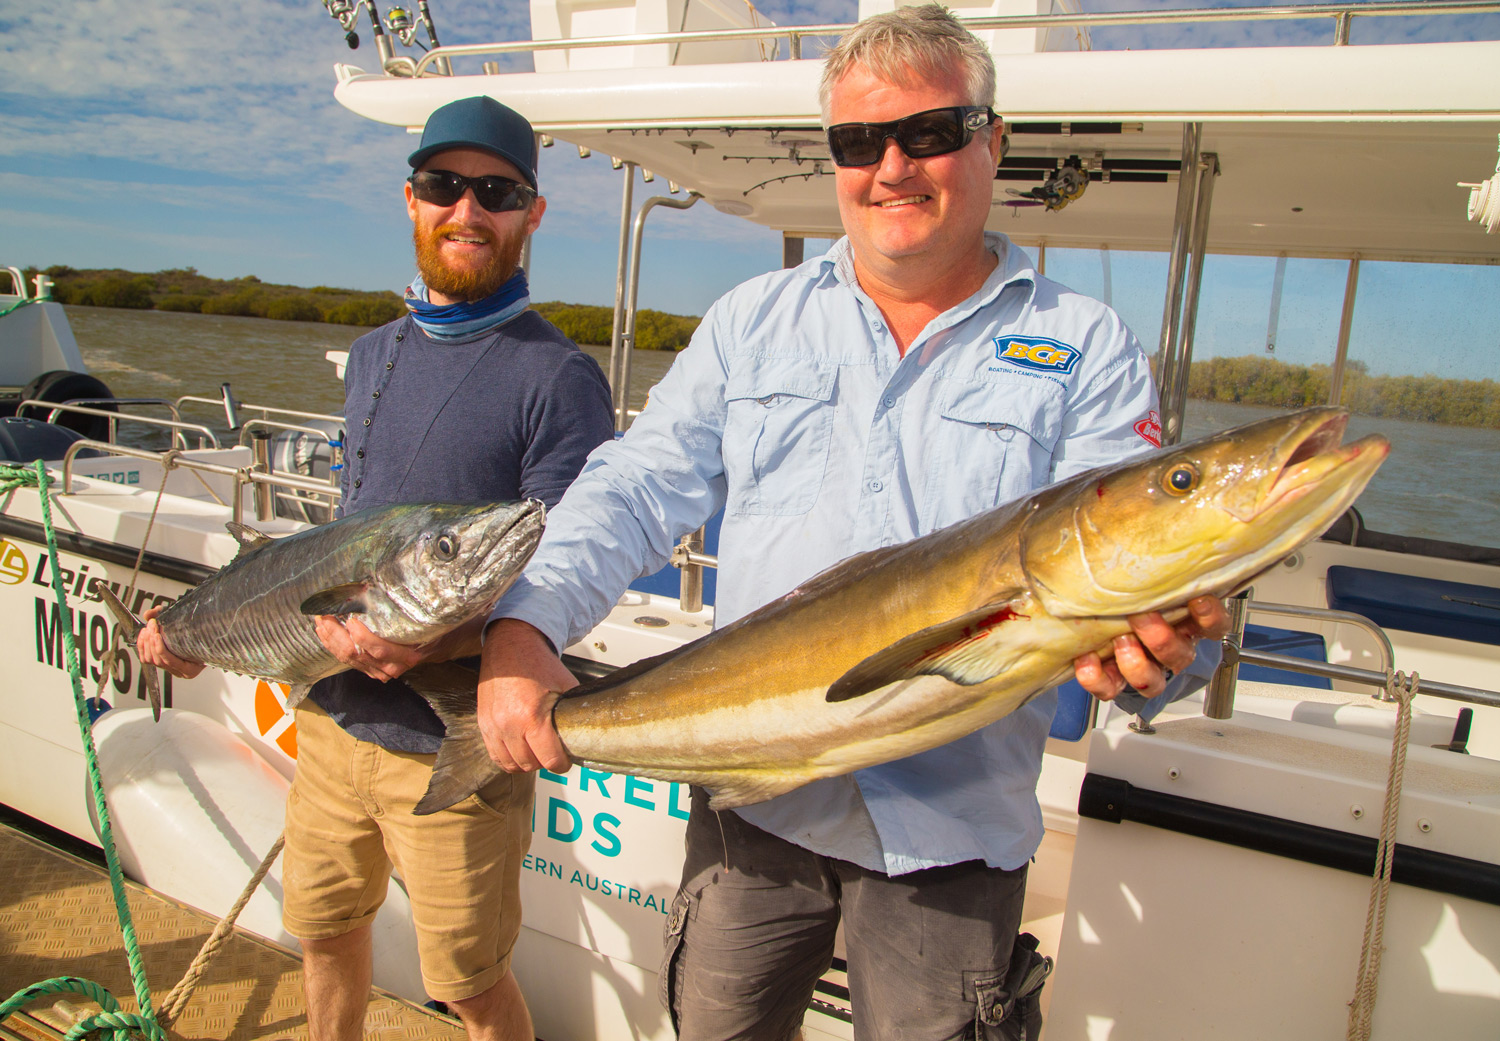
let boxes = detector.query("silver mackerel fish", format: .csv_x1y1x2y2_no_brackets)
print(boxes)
103,499,545,718
408,407,1387,816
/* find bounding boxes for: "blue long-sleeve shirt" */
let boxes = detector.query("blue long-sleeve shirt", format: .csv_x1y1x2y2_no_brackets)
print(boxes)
492,233,1212,873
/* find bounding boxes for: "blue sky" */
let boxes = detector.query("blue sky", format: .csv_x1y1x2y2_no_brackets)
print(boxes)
2,0,1498,379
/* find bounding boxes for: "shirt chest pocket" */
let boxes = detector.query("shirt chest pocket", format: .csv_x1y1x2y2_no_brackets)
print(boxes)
722,359,837,516
922,377,1064,529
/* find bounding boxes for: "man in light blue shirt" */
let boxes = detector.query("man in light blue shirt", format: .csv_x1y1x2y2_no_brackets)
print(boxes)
478,6,1227,1039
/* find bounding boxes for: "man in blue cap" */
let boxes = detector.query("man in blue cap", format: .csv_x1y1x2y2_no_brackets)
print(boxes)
138,95,614,1041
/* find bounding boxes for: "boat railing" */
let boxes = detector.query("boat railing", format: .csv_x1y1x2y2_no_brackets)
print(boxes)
175,392,343,430
24,400,221,451
406,2,1500,77
58,439,341,527
3,267,28,299
1205,590,1500,718
1245,598,1396,675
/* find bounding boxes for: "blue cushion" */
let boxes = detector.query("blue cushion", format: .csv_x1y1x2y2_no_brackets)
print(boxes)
1327,565,1500,647
1239,623,1331,689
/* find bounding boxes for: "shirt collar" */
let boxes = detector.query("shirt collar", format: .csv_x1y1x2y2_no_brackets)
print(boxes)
814,232,1039,332
816,232,1036,297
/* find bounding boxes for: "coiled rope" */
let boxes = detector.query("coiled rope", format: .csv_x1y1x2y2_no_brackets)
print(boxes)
0,461,167,1041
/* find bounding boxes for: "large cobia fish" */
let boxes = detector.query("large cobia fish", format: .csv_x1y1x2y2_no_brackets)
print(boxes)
102,500,545,718
408,407,1387,815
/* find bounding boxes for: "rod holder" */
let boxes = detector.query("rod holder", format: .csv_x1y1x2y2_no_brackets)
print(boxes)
676,526,706,613
251,429,275,522
1204,588,1251,719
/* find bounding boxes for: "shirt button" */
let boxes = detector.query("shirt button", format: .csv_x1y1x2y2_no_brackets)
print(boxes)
883,396,895,409
868,479,882,492
363,418,371,427
386,361,394,370
372,390,380,399
354,478,362,488
356,448,365,458
395,333,404,342
872,322,884,333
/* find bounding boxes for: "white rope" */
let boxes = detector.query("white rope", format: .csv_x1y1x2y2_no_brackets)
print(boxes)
1345,669,1417,1041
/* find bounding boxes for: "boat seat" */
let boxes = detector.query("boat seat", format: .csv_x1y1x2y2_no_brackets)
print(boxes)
1326,565,1500,646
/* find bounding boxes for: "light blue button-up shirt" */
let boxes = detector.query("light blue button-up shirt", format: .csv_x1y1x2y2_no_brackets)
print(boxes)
492,232,1185,874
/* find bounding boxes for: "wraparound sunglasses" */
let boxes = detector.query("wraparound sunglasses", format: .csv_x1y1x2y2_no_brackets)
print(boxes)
408,170,538,212
826,106,996,168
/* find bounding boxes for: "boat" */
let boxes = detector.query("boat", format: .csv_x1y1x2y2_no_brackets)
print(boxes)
3,2,1499,1038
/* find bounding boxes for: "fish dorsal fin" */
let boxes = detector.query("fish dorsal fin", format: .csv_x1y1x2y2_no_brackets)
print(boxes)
225,522,276,561
826,595,1029,703
300,583,370,617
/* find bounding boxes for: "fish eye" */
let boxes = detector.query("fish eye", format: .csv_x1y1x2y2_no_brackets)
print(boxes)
435,533,458,560
1162,464,1199,496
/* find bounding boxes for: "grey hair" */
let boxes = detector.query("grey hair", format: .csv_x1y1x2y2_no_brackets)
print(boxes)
818,4,996,125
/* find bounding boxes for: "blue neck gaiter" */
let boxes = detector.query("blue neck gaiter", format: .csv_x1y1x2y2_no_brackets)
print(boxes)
404,269,530,341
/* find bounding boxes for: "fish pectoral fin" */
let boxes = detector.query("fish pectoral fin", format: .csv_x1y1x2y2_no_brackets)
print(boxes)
826,597,1028,703
403,663,500,816
224,522,276,560
300,583,370,617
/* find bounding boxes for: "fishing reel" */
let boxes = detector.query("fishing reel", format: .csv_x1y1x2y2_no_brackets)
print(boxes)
319,0,444,70
322,0,361,48
385,6,418,47
1004,155,1089,212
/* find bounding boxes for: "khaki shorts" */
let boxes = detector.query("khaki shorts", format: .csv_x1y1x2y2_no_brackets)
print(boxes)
282,703,535,1002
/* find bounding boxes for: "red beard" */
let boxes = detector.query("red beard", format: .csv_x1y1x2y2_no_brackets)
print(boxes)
412,218,525,301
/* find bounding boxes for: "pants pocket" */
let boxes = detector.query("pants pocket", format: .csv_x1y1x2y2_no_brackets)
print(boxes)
658,887,693,1028
973,932,1053,1041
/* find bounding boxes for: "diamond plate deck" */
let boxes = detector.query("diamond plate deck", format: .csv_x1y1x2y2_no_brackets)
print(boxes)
0,823,467,1040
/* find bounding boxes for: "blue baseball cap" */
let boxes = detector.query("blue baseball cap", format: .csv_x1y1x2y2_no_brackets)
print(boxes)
407,96,538,190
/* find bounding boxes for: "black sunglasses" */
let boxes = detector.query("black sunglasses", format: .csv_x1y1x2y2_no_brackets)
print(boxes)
826,106,996,168
408,170,537,213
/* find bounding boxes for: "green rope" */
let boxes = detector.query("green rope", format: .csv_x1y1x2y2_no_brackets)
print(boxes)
0,297,37,320
0,462,167,1041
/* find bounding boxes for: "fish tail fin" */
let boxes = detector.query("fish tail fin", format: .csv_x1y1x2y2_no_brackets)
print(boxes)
98,585,161,721
97,584,143,642
404,663,501,816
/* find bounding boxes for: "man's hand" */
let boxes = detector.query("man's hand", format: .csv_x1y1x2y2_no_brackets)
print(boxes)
1073,595,1228,701
477,617,577,774
312,615,432,683
137,605,206,679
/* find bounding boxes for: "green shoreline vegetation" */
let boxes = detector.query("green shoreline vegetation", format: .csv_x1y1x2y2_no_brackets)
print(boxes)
1187,355,1500,430
24,265,701,350
22,268,1497,427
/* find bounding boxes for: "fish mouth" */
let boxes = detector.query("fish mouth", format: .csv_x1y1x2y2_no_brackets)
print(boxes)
1255,411,1390,520
459,499,546,591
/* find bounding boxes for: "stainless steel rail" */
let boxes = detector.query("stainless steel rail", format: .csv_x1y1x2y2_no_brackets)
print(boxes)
1230,645,1500,710
1246,598,1395,674
411,2,1500,77
1206,589,1500,717
58,441,340,527
27,401,220,451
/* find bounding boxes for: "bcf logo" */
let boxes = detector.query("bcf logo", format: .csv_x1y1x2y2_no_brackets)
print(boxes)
993,336,1080,375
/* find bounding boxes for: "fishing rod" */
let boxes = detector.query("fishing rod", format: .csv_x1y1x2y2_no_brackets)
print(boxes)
320,0,447,75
